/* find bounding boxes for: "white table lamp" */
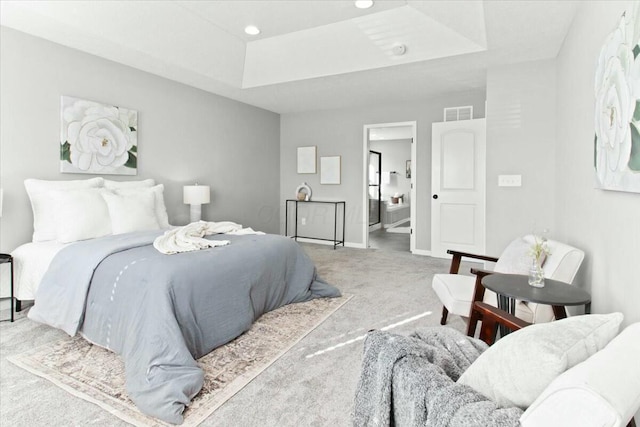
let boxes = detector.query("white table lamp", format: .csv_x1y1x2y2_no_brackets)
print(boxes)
183,184,210,223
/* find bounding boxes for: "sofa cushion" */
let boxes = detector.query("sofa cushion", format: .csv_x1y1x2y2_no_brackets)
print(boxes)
520,322,640,427
457,313,623,409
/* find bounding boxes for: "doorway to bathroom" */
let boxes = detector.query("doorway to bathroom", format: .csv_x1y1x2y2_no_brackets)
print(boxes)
363,121,416,252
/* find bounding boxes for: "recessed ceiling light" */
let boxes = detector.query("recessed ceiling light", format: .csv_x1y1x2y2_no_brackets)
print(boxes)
355,0,373,9
244,25,260,36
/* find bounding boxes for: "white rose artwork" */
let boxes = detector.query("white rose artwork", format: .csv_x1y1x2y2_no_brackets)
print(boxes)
594,4,640,192
60,96,137,175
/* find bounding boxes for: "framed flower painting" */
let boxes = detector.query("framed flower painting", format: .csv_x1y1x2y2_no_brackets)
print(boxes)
60,96,138,175
594,4,640,193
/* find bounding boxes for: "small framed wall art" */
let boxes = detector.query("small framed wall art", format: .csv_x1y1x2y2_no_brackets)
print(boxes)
297,146,317,174
320,156,341,184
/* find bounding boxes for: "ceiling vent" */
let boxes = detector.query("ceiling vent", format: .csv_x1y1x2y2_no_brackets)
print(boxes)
444,106,473,121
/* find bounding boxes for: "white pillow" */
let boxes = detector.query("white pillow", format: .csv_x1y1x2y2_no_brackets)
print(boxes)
104,178,155,190
520,323,640,427
457,313,623,409
49,188,112,243
25,177,104,242
102,191,160,234
114,184,170,228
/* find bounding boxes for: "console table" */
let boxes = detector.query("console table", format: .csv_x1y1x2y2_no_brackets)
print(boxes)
285,199,345,249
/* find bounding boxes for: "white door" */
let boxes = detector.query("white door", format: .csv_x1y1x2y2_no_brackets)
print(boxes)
431,119,486,258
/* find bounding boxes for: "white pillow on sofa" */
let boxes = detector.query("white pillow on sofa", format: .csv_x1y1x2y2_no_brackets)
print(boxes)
520,322,640,427
25,177,104,242
457,313,623,409
102,191,160,234
50,187,112,243
114,184,170,228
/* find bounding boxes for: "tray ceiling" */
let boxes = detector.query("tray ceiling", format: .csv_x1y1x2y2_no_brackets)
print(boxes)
0,1,579,113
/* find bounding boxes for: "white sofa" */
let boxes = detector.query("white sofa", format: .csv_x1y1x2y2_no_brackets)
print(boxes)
465,308,640,427
519,322,640,426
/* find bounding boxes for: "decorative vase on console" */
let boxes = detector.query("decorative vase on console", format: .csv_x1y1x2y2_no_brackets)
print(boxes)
295,182,312,201
528,235,550,288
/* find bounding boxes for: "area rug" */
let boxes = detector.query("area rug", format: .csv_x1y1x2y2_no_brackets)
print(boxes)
8,295,352,427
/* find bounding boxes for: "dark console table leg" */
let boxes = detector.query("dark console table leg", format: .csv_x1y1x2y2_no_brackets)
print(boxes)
333,203,338,250
10,258,14,322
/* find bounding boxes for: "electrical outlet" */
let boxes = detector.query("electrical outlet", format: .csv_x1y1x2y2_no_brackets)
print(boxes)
301,217,306,225
498,174,522,187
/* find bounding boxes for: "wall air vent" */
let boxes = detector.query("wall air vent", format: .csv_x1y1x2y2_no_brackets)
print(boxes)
444,106,473,122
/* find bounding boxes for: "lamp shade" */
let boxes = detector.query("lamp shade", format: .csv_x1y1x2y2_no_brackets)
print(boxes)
183,185,210,205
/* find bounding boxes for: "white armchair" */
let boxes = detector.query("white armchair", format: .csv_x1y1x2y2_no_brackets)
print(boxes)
432,235,585,331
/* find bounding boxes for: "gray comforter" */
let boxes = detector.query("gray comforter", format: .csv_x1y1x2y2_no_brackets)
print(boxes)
353,328,523,427
29,230,340,424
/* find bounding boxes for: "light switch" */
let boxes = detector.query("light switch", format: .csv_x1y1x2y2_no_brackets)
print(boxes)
498,174,522,187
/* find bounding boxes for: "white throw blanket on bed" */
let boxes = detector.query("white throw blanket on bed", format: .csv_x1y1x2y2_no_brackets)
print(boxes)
153,221,264,254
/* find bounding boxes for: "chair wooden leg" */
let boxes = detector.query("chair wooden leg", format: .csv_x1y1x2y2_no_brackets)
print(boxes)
478,313,498,346
466,274,487,337
440,306,448,325
467,307,482,337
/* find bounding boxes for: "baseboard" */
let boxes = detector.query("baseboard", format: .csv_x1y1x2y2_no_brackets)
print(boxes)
347,242,367,249
294,238,365,249
411,249,432,256
368,223,382,232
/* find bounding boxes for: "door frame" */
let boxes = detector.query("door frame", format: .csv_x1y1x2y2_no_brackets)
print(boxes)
362,121,417,252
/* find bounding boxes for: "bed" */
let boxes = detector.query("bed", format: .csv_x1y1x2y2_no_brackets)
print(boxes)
15,178,340,424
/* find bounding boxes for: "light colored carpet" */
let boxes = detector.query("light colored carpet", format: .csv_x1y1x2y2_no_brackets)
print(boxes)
7,295,352,427
0,244,473,426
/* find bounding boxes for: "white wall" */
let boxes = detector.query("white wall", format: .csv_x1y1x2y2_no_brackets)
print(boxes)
370,139,412,204
0,27,281,256
280,92,486,249
555,1,639,326
485,60,558,255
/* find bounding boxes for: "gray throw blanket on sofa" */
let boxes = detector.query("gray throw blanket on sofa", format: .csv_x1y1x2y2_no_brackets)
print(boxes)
353,327,523,427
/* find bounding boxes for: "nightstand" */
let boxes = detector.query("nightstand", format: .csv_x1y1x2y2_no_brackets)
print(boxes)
0,254,14,322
